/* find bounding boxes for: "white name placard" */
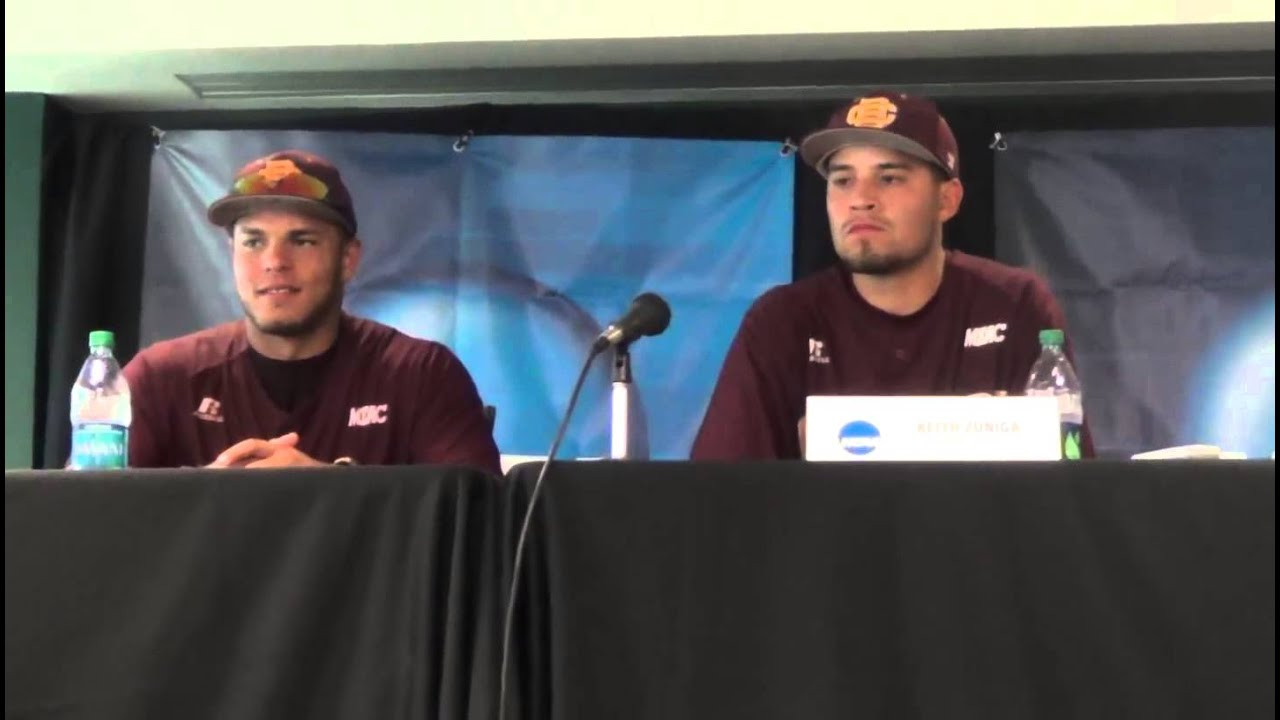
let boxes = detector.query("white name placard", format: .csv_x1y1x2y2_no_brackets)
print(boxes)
805,395,1062,461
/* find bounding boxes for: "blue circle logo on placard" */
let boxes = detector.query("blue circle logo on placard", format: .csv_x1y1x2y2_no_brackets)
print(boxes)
838,420,881,456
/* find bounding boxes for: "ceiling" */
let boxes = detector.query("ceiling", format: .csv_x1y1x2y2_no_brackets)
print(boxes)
5,15,1275,112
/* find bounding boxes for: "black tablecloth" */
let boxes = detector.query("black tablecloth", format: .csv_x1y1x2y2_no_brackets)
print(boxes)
5,466,502,720
8,461,1273,720
508,460,1275,720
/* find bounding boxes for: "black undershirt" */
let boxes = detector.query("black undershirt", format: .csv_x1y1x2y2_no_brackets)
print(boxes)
246,343,339,413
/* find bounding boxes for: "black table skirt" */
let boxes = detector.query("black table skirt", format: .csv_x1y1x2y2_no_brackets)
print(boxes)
507,460,1275,720
5,466,503,720
7,461,1274,720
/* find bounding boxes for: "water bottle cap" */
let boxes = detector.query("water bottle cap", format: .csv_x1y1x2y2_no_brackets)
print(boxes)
88,330,115,349
1038,329,1065,347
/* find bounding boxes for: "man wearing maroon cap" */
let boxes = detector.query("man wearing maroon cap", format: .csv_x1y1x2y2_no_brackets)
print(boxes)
692,91,1092,460
123,150,502,473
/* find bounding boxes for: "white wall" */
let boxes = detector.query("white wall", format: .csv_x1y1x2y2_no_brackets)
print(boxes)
4,0,1273,110
6,0,1274,54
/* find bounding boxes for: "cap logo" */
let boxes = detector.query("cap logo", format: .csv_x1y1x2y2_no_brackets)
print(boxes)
259,158,302,187
846,97,898,129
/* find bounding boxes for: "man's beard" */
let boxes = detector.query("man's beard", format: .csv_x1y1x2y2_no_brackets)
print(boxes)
835,234,935,276
242,269,344,338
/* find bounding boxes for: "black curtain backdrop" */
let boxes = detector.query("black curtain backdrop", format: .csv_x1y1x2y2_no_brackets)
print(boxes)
32,88,1274,464
37,101,152,468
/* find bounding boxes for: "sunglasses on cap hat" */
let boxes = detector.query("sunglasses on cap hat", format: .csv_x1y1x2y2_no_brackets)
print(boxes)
207,150,358,235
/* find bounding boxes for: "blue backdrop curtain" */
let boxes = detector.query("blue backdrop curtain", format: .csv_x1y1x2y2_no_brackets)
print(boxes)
143,130,794,459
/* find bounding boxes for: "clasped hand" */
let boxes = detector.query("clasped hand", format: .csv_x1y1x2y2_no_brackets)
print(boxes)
207,432,324,469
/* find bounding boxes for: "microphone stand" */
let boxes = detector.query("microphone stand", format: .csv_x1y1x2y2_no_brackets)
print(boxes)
610,343,632,460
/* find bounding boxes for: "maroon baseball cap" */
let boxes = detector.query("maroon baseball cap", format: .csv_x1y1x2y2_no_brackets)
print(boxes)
799,91,960,180
207,150,358,235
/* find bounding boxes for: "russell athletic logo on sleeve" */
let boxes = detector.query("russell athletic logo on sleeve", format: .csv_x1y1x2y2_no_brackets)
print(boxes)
194,397,224,422
809,338,831,364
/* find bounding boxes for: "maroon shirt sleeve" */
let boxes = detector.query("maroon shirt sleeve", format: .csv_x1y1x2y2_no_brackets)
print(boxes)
691,295,805,460
410,345,502,475
122,349,169,468
1006,274,1098,458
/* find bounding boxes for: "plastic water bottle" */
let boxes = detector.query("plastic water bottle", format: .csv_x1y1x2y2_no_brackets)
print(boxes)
68,330,132,470
1025,329,1084,460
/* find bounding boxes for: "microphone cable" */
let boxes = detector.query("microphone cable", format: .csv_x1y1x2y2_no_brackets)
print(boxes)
496,345,601,720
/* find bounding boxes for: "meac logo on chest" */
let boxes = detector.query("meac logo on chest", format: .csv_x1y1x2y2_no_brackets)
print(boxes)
963,323,1008,349
348,404,389,427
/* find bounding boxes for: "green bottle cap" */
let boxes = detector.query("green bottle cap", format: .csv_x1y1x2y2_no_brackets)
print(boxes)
1039,329,1065,347
88,330,115,349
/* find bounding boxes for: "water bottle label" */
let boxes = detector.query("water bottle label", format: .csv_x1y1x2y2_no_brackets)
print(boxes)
70,424,128,469
1062,422,1084,461
1057,395,1083,423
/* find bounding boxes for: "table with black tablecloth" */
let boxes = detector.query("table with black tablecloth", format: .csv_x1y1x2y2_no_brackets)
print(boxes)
5,466,503,720
7,461,1274,720
506,460,1274,720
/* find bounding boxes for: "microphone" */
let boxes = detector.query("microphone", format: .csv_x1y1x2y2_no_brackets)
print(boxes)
592,292,672,352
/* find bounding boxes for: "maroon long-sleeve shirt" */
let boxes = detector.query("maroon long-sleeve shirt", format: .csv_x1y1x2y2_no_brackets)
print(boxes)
123,313,501,474
692,251,1093,460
